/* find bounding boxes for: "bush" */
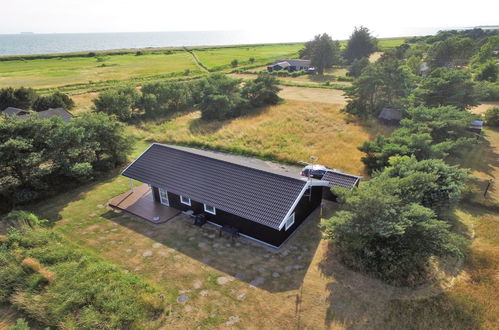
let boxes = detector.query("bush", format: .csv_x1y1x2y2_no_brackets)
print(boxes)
249,57,255,63
231,59,238,68
241,73,281,107
32,92,75,111
476,61,498,82
92,86,140,121
0,224,165,329
484,107,499,127
9,318,31,330
474,81,499,101
0,87,38,110
323,159,466,286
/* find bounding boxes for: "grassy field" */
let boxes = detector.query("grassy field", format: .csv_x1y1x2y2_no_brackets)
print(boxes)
132,100,391,175
0,51,200,89
0,38,406,94
191,44,303,70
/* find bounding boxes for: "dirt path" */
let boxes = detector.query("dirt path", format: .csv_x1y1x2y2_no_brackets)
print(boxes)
470,101,499,115
183,47,210,73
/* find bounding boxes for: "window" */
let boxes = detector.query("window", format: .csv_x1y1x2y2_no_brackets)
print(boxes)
285,213,295,231
180,195,191,206
204,204,216,215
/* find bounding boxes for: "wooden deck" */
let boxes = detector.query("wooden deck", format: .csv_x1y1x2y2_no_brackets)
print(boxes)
109,184,180,223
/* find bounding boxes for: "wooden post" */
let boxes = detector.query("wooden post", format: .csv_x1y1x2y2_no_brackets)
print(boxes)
484,179,493,197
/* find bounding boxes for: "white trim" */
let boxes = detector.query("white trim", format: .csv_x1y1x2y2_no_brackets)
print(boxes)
180,195,191,206
278,182,311,230
204,204,216,215
121,143,156,175
158,188,170,206
284,212,295,231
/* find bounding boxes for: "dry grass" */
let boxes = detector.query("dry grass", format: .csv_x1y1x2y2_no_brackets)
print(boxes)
21,257,56,282
470,101,499,115
135,100,391,175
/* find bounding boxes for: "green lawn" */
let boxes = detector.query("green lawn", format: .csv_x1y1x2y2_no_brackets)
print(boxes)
191,44,303,70
377,37,407,50
0,51,199,89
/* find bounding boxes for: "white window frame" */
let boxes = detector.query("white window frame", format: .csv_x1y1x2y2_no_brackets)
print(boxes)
180,195,191,206
284,213,295,231
204,204,216,215
158,188,169,206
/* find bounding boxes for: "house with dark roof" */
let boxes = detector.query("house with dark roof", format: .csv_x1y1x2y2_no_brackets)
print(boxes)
378,107,403,124
19,108,74,122
267,59,312,72
120,143,360,248
1,107,30,116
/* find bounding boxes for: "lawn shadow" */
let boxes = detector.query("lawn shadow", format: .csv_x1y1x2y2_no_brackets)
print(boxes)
317,243,482,329
102,204,324,293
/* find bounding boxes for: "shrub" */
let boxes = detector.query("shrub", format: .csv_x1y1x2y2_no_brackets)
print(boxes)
323,161,466,286
249,57,255,63
484,107,499,127
231,59,238,67
87,52,96,57
476,61,498,82
92,86,140,121
0,87,38,110
241,73,281,107
474,81,499,101
0,224,165,329
32,92,75,111
135,51,144,56
9,318,31,330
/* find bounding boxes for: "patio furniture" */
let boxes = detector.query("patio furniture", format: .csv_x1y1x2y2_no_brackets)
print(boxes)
193,213,207,227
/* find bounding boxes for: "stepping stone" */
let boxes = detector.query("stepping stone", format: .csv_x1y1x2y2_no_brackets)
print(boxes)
110,228,118,232
226,315,240,326
217,276,232,285
158,251,169,256
177,295,189,303
272,272,280,278
152,243,162,248
284,265,292,272
293,264,304,270
200,290,209,297
198,242,207,248
125,248,132,253
193,280,202,289
236,292,246,301
235,242,241,247
249,277,265,287
142,250,153,257
235,273,246,280
184,305,193,312
208,234,216,239
97,204,104,209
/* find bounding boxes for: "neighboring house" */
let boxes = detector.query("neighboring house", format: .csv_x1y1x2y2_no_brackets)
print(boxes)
419,62,430,77
469,120,484,134
267,59,312,72
121,143,359,248
378,108,403,124
1,107,30,116
492,50,499,57
18,108,74,122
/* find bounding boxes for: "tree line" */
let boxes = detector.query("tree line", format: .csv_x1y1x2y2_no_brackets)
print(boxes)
0,113,131,210
320,28,499,286
0,87,75,112
92,72,281,121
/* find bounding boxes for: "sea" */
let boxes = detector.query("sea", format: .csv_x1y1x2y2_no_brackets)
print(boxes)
0,27,494,57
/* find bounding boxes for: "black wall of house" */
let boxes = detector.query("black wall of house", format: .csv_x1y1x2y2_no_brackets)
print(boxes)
151,185,322,247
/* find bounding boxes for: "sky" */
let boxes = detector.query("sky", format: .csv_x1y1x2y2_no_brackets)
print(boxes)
1,0,498,38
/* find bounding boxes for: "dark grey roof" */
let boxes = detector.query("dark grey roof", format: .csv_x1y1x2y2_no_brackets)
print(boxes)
272,59,311,67
321,171,360,190
122,144,308,229
2,107,29,116
18,108,74,122
378,108,403,121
